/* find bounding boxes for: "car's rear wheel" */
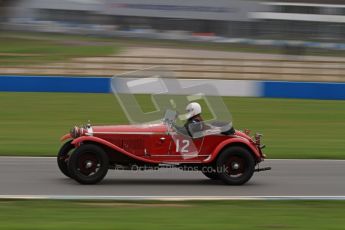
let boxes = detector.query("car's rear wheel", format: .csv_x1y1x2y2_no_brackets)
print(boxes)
68,144,109,184
216,146,255,185
57,141,74,178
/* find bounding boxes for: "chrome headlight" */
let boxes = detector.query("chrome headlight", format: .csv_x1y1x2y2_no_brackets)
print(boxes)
70,126,81,139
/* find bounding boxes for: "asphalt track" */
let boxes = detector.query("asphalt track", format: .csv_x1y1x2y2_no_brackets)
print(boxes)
0,157,345,198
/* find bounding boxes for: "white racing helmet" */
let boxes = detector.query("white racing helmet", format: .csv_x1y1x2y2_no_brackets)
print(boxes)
185,102,202,119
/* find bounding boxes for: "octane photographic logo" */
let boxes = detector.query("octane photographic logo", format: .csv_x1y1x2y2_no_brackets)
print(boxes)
110,67,232,160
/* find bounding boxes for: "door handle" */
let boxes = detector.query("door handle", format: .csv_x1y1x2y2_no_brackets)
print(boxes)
160,137,166,141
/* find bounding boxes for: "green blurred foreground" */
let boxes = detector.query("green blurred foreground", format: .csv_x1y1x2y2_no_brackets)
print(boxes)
0,92,344,158
0,200,344,230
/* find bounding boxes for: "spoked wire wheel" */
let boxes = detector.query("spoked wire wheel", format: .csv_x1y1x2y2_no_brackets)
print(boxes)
77,152,101,176
217,146,255,185
225,156,245,178
68,144,109,184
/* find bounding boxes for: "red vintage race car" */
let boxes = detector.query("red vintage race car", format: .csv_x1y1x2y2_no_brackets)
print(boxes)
57,109,271,185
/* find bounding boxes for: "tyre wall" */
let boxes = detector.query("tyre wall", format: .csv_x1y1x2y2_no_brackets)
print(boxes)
1,75,345,100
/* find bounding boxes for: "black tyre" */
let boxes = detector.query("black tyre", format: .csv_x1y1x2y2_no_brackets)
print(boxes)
57,141,74,178
202,168,219,180
68,144,109,185
216,146,255,185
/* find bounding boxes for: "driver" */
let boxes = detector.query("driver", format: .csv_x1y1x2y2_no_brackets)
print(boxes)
184,102,204,136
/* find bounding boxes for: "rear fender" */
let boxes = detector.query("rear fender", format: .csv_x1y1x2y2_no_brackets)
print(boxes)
205,137,262,163
71,136,158,164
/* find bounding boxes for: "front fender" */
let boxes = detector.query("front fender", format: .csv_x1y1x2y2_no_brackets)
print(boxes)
60,133,72,142
71,136,158,164
205,136,262,163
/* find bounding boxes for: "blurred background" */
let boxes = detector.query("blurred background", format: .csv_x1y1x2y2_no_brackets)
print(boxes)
0,0,345,79
0,0,345,78
1,0,345,41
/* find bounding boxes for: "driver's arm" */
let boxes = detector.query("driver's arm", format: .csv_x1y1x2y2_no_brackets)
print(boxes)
172,123,190,136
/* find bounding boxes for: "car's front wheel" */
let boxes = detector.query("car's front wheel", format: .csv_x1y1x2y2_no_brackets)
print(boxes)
68,144,109,184
216,146,255,185
57,141,74,178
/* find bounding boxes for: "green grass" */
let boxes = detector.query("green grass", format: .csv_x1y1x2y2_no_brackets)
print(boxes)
0,200,345,229
0,36,120,66
0,92,344,158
